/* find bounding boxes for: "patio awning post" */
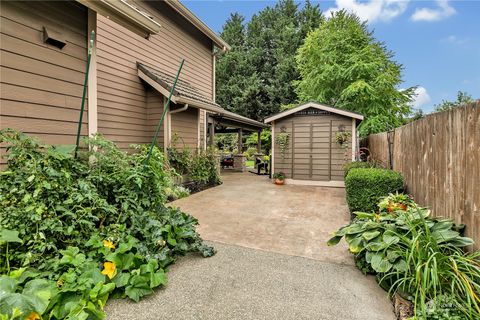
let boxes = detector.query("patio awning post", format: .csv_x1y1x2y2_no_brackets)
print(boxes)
237,128,243,153
257,130,261,153
209,119,215,147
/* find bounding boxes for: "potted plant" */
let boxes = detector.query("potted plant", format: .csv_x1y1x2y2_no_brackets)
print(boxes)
273,172,286,185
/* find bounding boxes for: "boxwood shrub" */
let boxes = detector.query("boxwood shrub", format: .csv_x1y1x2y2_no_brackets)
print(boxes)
345,168,404,213
343,161,373,177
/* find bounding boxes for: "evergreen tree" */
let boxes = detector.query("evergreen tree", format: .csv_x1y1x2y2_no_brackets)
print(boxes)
216,0,323,120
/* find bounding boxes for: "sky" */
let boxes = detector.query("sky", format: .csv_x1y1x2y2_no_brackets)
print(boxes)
183,0,480,112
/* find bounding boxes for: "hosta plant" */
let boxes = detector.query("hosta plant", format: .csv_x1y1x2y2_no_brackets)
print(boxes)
328,194,479,319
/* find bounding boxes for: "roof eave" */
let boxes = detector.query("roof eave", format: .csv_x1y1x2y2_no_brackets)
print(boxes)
77,0,161,37
264,102,364,123
164,0,231,51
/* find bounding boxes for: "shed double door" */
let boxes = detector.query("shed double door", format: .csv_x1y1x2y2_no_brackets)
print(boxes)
291,120,345,181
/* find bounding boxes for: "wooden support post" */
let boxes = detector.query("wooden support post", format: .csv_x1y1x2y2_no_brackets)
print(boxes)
257,130,262,153
210,121,215,146
238,128,243,153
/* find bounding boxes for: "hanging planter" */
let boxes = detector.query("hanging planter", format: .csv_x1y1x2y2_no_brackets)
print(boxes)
275,131,290,159
335,131,351,148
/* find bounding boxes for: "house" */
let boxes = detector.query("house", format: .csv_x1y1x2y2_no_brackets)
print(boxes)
0,0,266,164
264,102,364,187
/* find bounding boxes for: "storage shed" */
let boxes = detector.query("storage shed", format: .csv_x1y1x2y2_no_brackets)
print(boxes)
264,102,364,187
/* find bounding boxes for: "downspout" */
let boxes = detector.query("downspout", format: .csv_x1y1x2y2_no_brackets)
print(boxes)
170,104,189,114
168,104,189,147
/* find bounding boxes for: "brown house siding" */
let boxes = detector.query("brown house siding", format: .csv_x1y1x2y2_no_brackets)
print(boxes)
0,0,88,164
171,107,198,150
274,114,352,181
96,0,213,150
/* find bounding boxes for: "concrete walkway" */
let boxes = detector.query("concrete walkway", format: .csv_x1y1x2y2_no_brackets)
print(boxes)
170,172,353,265
106,172,395,319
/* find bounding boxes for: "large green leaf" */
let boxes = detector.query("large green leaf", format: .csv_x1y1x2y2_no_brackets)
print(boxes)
383,233,400,246
348,236,364,253
327,235,343,246
0,276,18,293
22,279,57,314
362,230,380,241
370,253,393,273
0,229,22,244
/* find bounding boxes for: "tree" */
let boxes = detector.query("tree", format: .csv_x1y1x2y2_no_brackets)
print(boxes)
434,91,474,112
216,0,323,121
294,10,415,137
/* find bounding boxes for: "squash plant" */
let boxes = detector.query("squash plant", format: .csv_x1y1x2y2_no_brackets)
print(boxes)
0,129,215,319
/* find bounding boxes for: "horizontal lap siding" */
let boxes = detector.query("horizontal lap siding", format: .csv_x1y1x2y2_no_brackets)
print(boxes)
96,0,213,149
273,113,352,181
171,108,198,150
0,0,87,165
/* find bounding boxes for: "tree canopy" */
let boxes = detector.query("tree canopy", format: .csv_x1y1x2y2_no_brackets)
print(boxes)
434,91,474,112
215,0,323,121
294,10,415,136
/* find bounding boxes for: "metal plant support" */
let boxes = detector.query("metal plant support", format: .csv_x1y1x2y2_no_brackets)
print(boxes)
145,59,185,164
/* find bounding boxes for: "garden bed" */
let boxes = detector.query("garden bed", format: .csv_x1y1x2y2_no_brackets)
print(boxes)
0,130,215,319
330,163,480,320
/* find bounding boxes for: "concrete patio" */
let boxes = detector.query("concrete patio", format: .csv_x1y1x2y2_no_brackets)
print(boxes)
106,172,395,319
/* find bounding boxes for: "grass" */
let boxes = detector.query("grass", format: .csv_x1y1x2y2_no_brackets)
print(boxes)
245,160,254,168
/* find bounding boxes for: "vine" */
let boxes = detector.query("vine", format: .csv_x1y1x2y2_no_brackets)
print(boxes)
275,132,290,159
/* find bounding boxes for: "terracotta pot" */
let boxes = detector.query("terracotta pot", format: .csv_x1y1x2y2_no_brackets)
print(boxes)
274,179,285,185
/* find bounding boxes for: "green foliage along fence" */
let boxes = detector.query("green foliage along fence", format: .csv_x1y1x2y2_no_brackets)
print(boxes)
366,101,480,251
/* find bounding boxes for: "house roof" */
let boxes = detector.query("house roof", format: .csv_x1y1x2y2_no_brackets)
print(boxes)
264,102,364,123
137,62,267,130
137,62,223,112
164,0,231,51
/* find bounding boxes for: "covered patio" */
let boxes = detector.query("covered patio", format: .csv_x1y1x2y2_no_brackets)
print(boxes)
206,110,269,172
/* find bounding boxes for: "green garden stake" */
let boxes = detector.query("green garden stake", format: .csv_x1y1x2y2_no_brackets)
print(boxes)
75,30,95,158
145,59,185,164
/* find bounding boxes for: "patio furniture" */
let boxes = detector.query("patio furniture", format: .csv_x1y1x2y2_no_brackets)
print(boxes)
250,154,269,175
221,155,234,169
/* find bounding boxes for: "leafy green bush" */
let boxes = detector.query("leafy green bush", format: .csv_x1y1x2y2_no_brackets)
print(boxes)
189,148,221,187
343,161,375,177
345,168,404,213
0,129,214,319
328,195,480,319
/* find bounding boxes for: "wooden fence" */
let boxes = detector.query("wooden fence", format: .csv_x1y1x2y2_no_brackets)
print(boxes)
366,102,480,251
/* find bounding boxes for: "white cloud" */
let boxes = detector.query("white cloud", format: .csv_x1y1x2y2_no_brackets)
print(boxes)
411,87,431,108
442,35,469,45
324,0,409,23
411,0,456,22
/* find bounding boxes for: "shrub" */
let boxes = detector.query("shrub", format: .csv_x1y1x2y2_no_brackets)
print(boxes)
344,161,373,177
0,129,214,319
345,168,404,213
189,148,221,187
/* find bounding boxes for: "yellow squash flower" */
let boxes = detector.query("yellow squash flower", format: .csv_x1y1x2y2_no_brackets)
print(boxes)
25,312,40,320
103,240,115,250
101,261,116,279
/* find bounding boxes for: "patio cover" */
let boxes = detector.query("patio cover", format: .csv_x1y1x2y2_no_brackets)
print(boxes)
137,62,268,132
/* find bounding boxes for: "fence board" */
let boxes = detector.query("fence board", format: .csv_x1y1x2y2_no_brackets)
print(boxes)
367,102,480,250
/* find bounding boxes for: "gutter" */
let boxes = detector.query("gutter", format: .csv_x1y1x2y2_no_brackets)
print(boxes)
77,0,161,37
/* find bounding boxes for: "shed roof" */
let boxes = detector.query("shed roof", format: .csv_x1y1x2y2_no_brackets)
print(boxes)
264,102,364,123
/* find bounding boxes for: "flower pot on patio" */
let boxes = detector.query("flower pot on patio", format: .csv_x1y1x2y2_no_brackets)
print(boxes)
273,172,285,185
